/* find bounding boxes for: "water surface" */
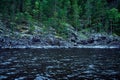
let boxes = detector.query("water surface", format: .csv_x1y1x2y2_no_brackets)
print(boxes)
0,48,120,80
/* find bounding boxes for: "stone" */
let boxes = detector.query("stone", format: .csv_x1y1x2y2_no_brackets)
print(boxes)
32,36,41,42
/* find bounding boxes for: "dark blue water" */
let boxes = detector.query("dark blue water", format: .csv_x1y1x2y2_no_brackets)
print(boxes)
0,48,120,80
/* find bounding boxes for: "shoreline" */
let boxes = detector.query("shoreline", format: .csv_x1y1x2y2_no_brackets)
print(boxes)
1,45,120,49
0,34,120,49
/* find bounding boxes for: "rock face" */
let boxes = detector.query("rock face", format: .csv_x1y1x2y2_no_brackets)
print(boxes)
0,20,120,48
0,33,119,48
74,33,120,47
32,36,41,43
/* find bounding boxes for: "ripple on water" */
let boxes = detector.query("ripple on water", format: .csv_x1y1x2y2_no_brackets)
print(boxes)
101,70,119,76
34,74,50,80
14,77,26,80
1,61,11,65
0,48,120,80
6,72,16,75
0,75,8,79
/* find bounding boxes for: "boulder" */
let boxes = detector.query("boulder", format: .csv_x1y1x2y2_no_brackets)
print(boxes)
32,36,41,42
45,36,61,46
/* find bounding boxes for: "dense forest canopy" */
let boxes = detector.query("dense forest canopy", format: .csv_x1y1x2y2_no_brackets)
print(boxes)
0,0,120,36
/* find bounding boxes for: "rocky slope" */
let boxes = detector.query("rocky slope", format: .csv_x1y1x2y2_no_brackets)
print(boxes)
0,20,120,48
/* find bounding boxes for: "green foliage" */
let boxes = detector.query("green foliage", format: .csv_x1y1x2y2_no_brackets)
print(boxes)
107,8,120,20
72,0,81,30
28,24,35,34
107,8,120,35
15,12,33,24
0,0,120,36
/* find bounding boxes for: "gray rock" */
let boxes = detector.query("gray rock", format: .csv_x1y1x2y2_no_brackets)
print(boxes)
32,36,41,42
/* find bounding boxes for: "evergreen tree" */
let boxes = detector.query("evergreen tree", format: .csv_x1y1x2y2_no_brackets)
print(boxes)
85,0,93,28
0,0,120,35
72,0,81,30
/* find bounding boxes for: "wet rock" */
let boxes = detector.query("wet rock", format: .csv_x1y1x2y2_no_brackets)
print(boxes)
109,41,120,46
70,37,76,43
45,35,54,44
0,37,4,42
52,39,61,46
87,38,94,44
77,40,88,45
101,36,107,40
60,40,72,47
45,34,63,46
32,36,41,42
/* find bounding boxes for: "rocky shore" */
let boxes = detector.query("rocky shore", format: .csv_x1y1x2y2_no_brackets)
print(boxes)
0,33,120,49
0,20,120,49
